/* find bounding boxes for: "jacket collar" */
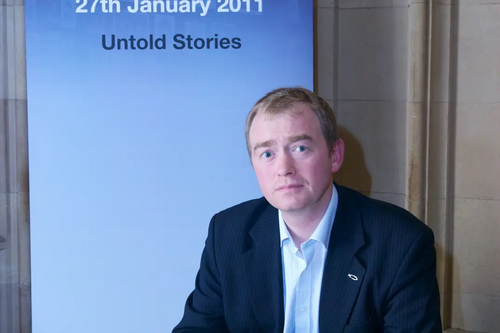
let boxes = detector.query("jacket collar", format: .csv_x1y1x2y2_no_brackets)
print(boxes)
243,202,284,333
319,184,367,332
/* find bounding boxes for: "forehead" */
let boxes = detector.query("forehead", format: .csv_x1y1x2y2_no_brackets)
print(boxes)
248,104,324,150
249,103,321,141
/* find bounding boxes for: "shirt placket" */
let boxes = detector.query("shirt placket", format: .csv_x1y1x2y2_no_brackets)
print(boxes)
295,241,314,333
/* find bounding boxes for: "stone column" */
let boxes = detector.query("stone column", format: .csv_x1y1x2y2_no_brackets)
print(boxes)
0,1,31,333
316,0,336,112
328,0,450,329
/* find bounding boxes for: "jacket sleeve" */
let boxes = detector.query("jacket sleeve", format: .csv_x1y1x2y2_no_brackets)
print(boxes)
383,227,442,333
172,214,230,333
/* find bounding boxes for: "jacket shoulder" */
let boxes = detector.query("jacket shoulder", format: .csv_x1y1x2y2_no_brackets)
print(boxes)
337,185,431,239
216,196,268,218
210,196,272,235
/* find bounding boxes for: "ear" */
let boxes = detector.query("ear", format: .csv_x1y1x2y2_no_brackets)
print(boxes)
330,139,345,173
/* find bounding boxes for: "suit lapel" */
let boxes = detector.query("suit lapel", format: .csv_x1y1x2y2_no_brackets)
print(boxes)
319,185,367,333
242,203,284,333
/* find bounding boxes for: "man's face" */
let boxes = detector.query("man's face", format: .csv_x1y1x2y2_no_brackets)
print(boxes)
249,103,343,215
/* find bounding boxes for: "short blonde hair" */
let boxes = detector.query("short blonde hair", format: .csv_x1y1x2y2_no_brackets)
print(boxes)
245,87,339,155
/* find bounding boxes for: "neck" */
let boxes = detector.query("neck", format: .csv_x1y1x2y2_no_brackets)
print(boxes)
282,184,334,246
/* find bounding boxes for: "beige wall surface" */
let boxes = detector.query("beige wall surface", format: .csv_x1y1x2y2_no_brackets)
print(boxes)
450,2,500,332
316,0,500,332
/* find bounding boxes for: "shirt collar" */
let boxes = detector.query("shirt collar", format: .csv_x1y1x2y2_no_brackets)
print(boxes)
278,185,338,249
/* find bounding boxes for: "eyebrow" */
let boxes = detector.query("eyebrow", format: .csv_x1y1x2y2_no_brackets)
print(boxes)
252,134,313,152
253,140,274,152
288,134,313,143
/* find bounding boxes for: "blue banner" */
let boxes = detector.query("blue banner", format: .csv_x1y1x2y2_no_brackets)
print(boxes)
25,0,313,331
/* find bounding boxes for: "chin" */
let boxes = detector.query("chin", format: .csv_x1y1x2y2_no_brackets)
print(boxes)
272,200,307,213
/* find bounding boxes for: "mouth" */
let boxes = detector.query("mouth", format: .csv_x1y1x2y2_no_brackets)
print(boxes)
276,184,303,191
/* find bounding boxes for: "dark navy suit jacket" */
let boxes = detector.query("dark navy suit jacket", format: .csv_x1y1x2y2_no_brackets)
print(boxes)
173,184,442,332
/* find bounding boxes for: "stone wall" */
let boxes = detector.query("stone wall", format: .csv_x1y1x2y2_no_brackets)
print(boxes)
0,1,31,333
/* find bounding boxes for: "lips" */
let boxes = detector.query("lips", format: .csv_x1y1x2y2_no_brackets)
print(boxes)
276,184,303,191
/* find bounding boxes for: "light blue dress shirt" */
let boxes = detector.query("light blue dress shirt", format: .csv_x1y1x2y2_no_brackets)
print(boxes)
278,186,338,333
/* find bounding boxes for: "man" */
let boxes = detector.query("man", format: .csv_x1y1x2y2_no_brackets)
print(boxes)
173,87,442,332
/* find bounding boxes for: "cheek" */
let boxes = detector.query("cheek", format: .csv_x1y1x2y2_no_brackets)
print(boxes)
302,159,332,182
254,166,273,185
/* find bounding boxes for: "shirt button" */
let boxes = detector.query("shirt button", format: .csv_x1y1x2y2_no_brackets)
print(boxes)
301,307,306,313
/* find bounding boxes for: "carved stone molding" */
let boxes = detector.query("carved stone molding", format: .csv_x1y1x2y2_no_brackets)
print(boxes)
0,2,32,333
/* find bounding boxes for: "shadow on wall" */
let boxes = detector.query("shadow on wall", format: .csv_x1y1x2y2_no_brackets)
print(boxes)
448,255,465,332
334,126,372,196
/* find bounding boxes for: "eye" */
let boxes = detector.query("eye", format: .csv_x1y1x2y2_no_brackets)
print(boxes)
262,151,273,159
294,145,308,152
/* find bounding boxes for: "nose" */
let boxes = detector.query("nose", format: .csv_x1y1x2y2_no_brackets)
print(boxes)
276,152,295,177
